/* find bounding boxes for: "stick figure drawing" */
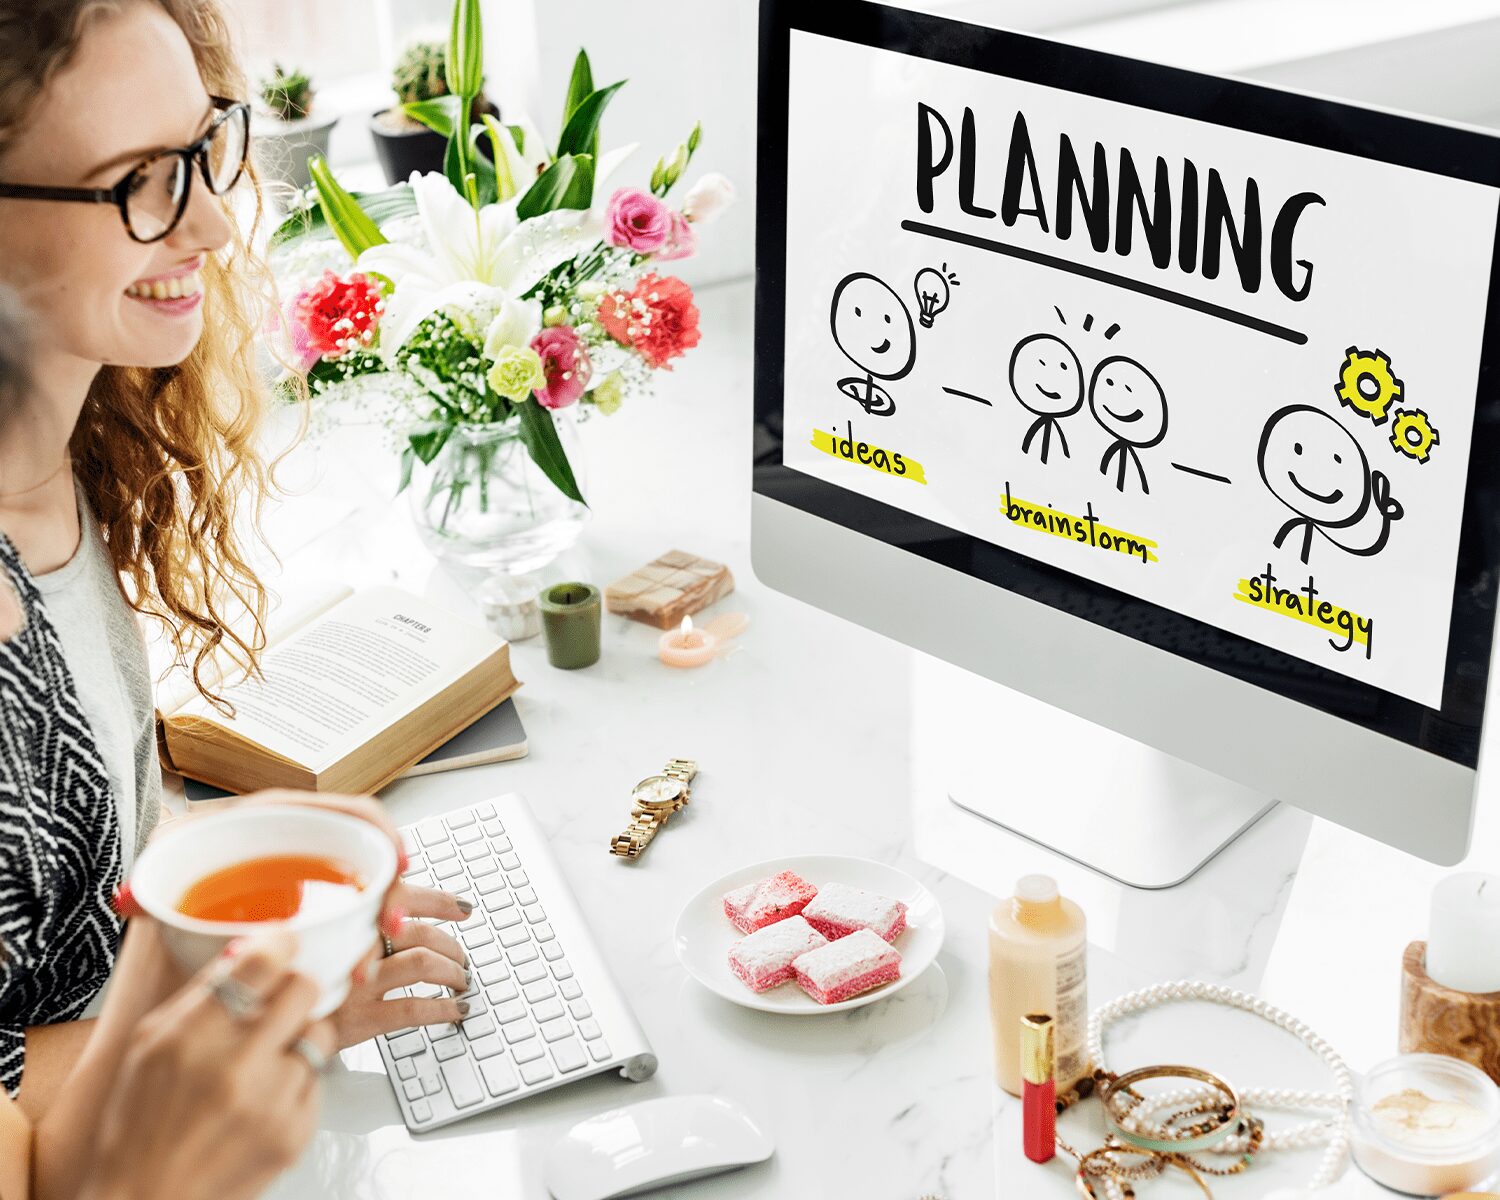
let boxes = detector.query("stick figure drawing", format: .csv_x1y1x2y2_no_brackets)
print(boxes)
830,272,918,417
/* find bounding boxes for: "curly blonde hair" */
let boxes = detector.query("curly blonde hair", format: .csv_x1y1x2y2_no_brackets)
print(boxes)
0,0,293,702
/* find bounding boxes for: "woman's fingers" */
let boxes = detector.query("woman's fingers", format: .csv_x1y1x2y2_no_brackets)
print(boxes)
180,929,299,1031
375,946,467,993
390,881,470,924
287,1018,339,1096
387,917,467,967
241,968,322,1056
375,994,466,1032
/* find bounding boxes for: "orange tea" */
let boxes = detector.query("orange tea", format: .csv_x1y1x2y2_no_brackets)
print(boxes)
176,854,366,923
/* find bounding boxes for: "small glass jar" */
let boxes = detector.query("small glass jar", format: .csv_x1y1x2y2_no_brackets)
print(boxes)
1352,1053,1500,1195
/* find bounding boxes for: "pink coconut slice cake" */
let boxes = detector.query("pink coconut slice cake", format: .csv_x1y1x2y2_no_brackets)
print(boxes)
802,881,908,943
722,870,818,934
727,916,829,993
793,929,902,1005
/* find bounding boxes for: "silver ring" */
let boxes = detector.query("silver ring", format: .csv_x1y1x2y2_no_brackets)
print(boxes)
290,1037,330,1075
382,934,396,958
206,973,263,1022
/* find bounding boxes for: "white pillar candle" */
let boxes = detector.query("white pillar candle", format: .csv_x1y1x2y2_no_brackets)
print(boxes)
1427,872,1500,993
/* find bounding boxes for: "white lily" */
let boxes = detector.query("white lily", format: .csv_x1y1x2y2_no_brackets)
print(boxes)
357,171,601,359
488,111,639,202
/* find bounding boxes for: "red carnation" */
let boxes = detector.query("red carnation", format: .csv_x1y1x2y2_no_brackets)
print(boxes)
292,270,385,360
598,273,701,370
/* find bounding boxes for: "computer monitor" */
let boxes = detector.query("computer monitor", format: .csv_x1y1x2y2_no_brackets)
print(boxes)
751,0,1500,886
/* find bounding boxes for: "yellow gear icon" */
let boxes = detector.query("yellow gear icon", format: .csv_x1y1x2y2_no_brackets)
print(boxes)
1336,347,1403,424
1391,408,1439,464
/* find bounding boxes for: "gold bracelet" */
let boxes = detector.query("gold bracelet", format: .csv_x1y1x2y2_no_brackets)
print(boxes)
1101,1065,1241,1155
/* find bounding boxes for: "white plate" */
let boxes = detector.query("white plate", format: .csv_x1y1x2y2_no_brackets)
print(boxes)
673,855,945,1014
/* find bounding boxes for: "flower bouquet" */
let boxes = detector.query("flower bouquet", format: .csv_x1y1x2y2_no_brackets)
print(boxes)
270,0,733,581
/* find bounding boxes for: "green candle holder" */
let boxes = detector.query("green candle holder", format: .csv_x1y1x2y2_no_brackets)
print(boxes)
538,582,602,669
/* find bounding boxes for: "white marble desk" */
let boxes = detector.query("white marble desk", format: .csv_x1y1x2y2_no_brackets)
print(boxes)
247,282,1496,1199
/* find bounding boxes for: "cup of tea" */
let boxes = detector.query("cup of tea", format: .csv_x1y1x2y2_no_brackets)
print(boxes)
130,806,397,1017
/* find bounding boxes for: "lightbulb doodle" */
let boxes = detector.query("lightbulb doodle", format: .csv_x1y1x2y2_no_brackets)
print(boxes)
913,262,960,329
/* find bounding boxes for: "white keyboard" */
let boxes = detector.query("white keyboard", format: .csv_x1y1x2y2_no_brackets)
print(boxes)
378,793,657,1132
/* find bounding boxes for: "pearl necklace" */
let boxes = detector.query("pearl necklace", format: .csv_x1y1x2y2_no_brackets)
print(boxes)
1088,981,1354,1189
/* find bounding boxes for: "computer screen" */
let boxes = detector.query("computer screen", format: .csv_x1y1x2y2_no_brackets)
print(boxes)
754,0,1500,775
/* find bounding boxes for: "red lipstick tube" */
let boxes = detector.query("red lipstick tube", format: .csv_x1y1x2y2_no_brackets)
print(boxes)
1021,1013,1056,1164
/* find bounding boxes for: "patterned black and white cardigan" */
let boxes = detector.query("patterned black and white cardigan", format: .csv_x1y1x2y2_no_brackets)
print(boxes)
0,530,120,1096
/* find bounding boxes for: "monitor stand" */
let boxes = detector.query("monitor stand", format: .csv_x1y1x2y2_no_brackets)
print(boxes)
936,675,1279,890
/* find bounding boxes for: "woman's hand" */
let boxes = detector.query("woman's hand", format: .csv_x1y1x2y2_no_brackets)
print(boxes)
79,929,333,1200
327,881,472,1049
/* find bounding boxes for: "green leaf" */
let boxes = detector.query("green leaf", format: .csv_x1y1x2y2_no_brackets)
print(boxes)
307,157,387,259
445,122,496,207
397,445,417,494
271,184,417,248
556,80,624,162
409,424,453,466
516,402,585,505
557,153,594,210
402,95,461,138
482,114,517,201
562,50,594,148
517,154,578,220
446,0,484,100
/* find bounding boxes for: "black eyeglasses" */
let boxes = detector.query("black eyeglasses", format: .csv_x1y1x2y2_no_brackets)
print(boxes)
0,96,250,243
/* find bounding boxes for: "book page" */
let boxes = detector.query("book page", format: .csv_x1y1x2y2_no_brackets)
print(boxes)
172,587,504,773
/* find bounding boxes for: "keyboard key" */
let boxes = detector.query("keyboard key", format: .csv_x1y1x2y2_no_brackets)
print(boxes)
434,858,464,881
515,887,538,906
396,1058,418,1080
460,842,488,863
404,872,433,890
551,1037,587,1073
499,925,529,949
411,1099,432,1123
417,820,447,847
470,857,499,878
501,1018,535,1044
558,978,582,999
539,1017,572,1043
523,980,554,1004
511,1038,545,1064
427,841,458,862
523,904,546,924
388,1032,425,1058
499,853,521,871
476,803,496,819
463,1014,496,1040
487,980,519,1004
463,926,495,949
520,1060,554,1086
480,815,501,832
477,961,510,986
401,830,420,856
507,870,529,889
454,825,483,846
532,998,565,1023
432,1037,467,1062
493,907,522,930
459,908,485,930
494,998,526,1024
470,943,502,967
534,923,555,943
446,809,476,829
422,1072,442,1096
578,1019,602,1042
567,999,592,1020
402,856,425,878
481,1057,520,1096
490,836,513,854
410,983,444,1000
508,944,539,967
403,1078,424,1101
541,941,564,961
475,872,506,895
589,1040,611,1062
471,1035,503,1061
441,1059,484,1108
516,960,547,984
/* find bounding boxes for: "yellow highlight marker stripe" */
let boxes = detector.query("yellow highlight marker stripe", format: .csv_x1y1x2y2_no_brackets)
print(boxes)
1233,579,1369,645
811,427,926,484
1001,492,1159,564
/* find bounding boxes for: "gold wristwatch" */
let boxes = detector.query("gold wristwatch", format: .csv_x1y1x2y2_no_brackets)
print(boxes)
610,758,698,859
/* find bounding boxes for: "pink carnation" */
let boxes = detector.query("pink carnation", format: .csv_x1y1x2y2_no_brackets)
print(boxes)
653,211,697,262
604,188,672,254
531,325,592,410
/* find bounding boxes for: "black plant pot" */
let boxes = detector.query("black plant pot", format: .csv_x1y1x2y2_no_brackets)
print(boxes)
370,100,501,186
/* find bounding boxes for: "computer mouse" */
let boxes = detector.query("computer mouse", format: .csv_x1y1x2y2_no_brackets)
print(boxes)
543,1094,774,1200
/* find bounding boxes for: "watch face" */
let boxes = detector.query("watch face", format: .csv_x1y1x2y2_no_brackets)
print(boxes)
632,775,686,807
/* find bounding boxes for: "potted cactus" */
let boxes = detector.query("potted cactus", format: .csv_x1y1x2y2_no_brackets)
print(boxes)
370,40,498,185
251,64,337,194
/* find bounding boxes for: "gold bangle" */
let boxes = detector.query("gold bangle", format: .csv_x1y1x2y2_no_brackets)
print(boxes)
1100,1064,1241,1155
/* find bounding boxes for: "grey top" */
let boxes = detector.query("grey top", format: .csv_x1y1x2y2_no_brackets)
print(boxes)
31,481,160,866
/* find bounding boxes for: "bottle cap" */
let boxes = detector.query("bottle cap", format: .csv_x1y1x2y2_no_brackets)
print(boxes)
1021,1013,1055,1085
1015,874,1059,904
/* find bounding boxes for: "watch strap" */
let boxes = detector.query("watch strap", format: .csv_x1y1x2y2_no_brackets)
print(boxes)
610,758,698,858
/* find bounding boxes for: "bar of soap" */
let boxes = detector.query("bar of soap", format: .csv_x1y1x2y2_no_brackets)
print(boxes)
728,916,828,992
793,929,902,1005
722,870,818,935
605,550,735,629
802,881,908,943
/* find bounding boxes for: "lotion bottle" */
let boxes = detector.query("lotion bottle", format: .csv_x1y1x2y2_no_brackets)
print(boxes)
988,874,1088,1096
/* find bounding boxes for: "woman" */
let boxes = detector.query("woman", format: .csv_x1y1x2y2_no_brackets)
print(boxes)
0,0,469,1116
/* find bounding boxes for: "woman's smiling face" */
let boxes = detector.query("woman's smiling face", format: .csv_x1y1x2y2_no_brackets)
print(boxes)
0,0,232,374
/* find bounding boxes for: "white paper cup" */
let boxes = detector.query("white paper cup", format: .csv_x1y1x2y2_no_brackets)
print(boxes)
131,806,397,1018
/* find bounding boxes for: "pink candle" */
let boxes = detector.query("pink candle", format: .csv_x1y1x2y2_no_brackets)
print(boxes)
658,615,718,668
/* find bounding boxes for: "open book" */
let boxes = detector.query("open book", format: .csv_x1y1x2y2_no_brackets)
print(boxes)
158,587,521,795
